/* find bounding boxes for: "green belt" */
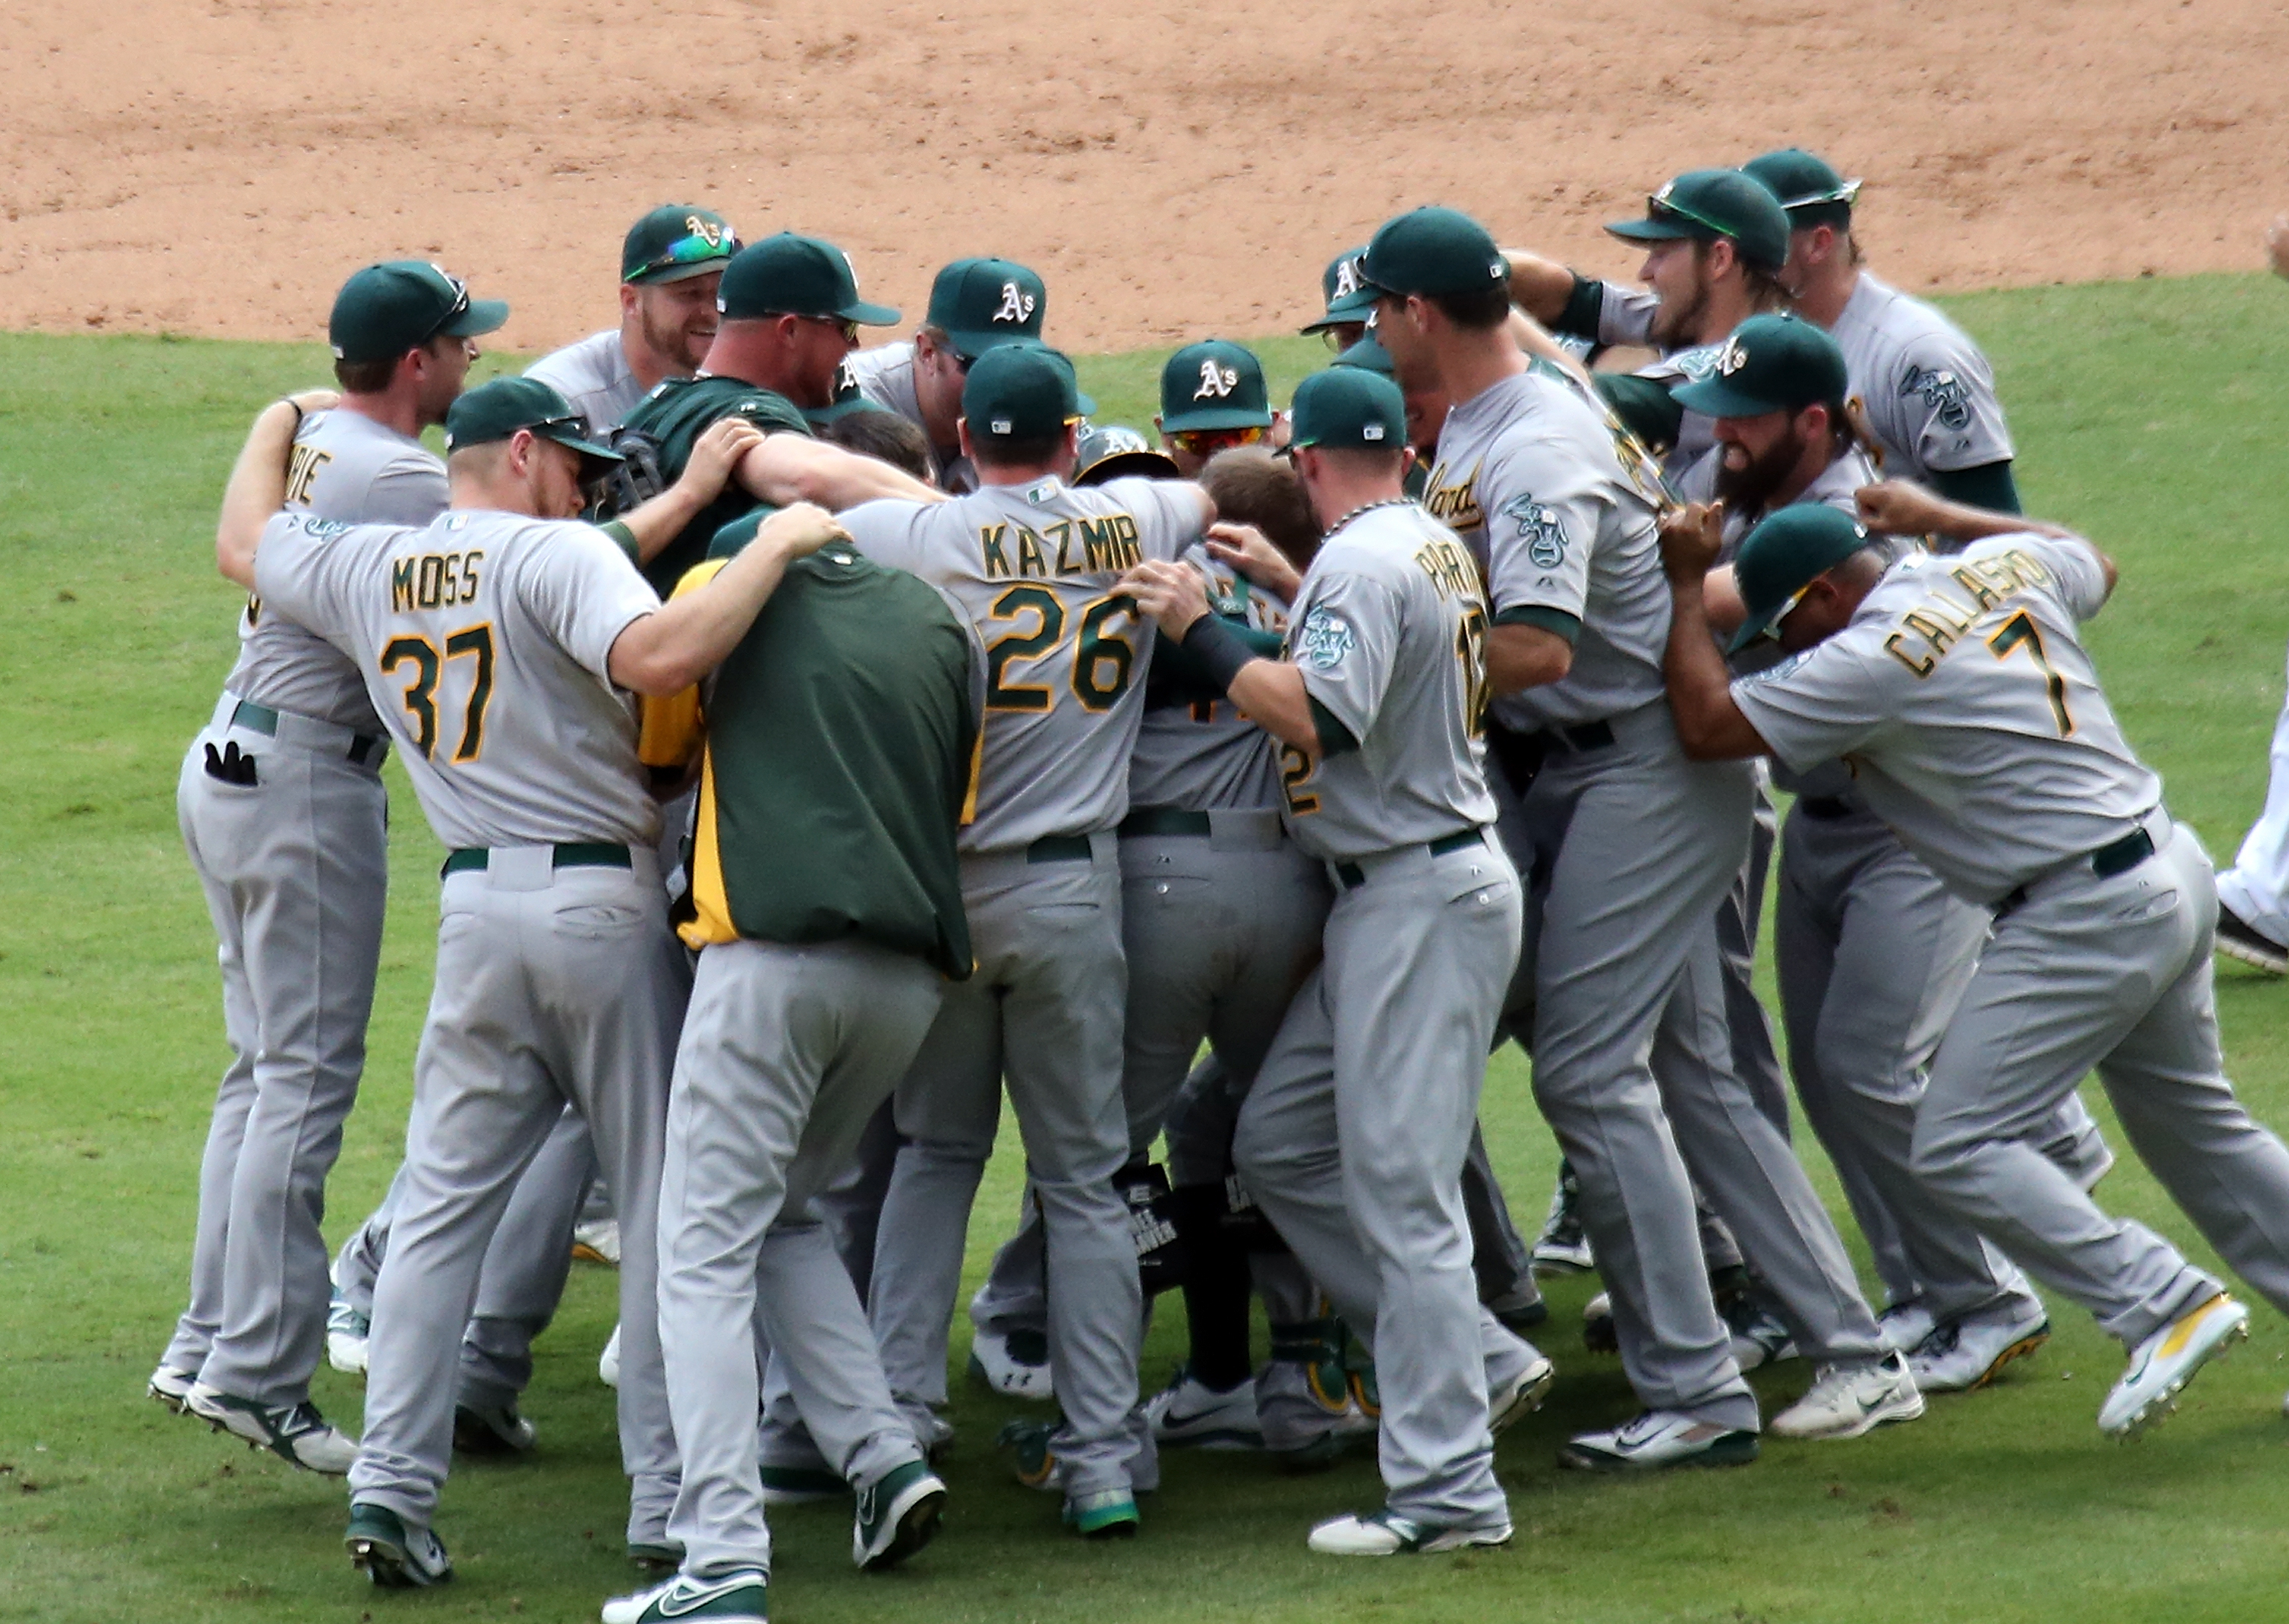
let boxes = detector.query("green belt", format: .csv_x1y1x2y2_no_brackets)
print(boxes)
1025,834,1096,864
440,843,634,880
1119,807,1214,839
1333,828,1486,889
1795,796,1853,822
232,699,385,765
1995,822,2159,915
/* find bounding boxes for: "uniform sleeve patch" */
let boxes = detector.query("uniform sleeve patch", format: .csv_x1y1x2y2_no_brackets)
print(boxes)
1898,363,1972,430
1498,494,1568,568
1293,606,1357,671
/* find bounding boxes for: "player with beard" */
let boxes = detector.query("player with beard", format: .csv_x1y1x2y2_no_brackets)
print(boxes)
528,207,739,433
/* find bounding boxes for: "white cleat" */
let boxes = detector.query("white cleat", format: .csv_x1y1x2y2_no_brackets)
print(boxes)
600,1568,767,1624
2100,1293,2250,1437
1906,1305,2050,1394
1145,1365,1261,1449
1488,1347,1557,1435
187,1383,359,1474
968,1327,1055,1402
571,1218,623,1266
148,1365,199,1414
1307,1508,1512,1556
1876,1300,1936,1357
1770,1352,1925,1440
598,1323,622,1389
326,1290,370,1378
1558,1410,1759,1471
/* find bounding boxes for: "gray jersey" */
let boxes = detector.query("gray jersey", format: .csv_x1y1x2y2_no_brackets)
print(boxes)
252,508,665,851
1832,273,2013,480
840,474,1205,853
226,407,449,732
526,329,646,434
1678,442,1879,559
1597,283,1661,349
1126,543,1289,813
1732,532,2159,905
1425,367,1671,732
847,342,974,493
1280,501,1497,861
1634,338,1730,479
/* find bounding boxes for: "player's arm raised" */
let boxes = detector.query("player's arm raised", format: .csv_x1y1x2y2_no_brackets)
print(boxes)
609,416,765,565
737,430,946,511
1856,481,2116,598
608,501,847,696
1120,558,1325,756
1657,502,1777,761
214,391,340,589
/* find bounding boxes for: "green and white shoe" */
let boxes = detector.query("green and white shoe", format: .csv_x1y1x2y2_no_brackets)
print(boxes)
188,1383,357,1474
1307,1507,1512,1556
852,1459,946,1571
600,1568,768,1624
346,1502,453,1588
1062,1487,1139,1539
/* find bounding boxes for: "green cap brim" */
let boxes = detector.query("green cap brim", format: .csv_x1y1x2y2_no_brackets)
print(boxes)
1725,609,1783,658
1604,218,1698,246
1073,388,1098,417
536,424,623,463
1671,376,1789,419
1161,404,1272,433
841,299,903,326
941,328,1032,362
1301,290,1379,333
440,297,510,339
629,259,729,286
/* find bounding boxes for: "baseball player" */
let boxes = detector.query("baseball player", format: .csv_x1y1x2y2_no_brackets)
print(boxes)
222,375,839,1586
839,342,1214,1537
1373,205,1929,1465
526,205,739,433
598,503,983,1624
1121,365,1547,1555
1661,488,2289,1437
1673,315,2055,1384
1155,339,1276,476
152,261,503,1472
1301,247,1376,353
845,256,1049,493
1740,149,2021,511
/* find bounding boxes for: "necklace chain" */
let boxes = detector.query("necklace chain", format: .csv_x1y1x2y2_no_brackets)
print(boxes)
1325,496,1414,539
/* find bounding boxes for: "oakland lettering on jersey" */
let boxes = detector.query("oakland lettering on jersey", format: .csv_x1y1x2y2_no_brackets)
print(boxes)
1882,546,2052,676
390,550,486,614
1421,467,1483,532
979,514,1141,580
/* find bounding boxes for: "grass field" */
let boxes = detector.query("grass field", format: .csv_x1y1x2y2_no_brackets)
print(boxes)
6,275,2289,1623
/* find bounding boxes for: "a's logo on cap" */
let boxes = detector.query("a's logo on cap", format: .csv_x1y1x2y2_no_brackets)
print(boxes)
1194,359,1240,400
1332,256,1363,299
993,281,1037,324
1715,336,1750,377
684,214,726,247
1363,423,1386,441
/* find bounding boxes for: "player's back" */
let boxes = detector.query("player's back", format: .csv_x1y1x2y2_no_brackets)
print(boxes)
525,330,645,435
1832,273,2012,483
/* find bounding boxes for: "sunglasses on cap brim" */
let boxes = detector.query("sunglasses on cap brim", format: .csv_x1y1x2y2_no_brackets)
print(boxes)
1781,179,1864,211
636,232,739,281
1170,425,1268,457
419,272,474,344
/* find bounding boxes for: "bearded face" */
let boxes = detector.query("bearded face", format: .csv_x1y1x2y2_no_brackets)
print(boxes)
1712,408,1810,518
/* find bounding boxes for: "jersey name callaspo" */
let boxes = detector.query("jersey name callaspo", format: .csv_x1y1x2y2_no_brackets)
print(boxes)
253,508,665,851
1280,502,1497,862
1731,532,2159,903
839,474,1203,853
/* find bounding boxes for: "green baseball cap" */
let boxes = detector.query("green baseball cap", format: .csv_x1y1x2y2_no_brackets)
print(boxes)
1727,503,1875,654
927,258,1047,359
1743,149,1862,228
1330,333,1395,376
804,355,890,426
621,206,739,285
1672,314,1848,420
1605,169,1791,275
443,378,622,464
717,233,900,325
1288,368,1405,452
1302,247,1375,333
1160,339,1273,433
962,342,1096,444
329,261,508,365
1359,207,1510,297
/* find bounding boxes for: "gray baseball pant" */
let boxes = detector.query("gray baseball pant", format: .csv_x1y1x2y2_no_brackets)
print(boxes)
1518,703,1759,1430
1161,1055,1323,1327
1775,803,2038,1327
1716,773,1790,1132
457,1105,598,1410
165,698,388,1405
659,937,943,1578
968,815,1329,1339
347,850,686,1545
1233,831,1528,1529
1912,818,2289,1345
864,838,1148,1499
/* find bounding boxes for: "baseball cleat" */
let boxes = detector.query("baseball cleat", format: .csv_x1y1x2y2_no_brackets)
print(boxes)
599,1323,622,1388
996,1417,1063,1492
852,1459,947,1571
968,1326,1054,1401
185,1383,358,1474
1062,1487,1139,1539
1769,1352,1925,1440
1558,1410,1760,1472
600,1568,767,1624
346,1501,452,1588
1307,1508,1512,1556
1257,1355,1374,1470
1905,1305,2050,1394
571,1217,623,1266
1486,1285,1550,1336
759,1463,847,1506
2217,905,2289,976
326,1290,370,1377
1489,1347,1557,1435
1145,1365,1261,1450
1723,1294,1798,1372
2099,1292,2250,1437
147,1365,199,1414
1582,1291,1618,1353
1876,1299,1936,1358
453,1401,537,1455
1530,1166,1595,1276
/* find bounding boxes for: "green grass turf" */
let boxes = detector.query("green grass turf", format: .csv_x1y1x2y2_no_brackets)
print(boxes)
5,275,2289,1622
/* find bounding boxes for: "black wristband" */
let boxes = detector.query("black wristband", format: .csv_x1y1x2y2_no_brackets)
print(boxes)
1180,613,1260,695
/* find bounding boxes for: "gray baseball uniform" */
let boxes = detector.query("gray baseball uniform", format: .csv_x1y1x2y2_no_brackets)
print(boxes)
1734,532,2289,1346
847,342,974,493
526,329,648,434
1230,500,1532,1530
162,407,443,1409
1830,274,2013,483
842,472,1205,1501
254,506,686,1545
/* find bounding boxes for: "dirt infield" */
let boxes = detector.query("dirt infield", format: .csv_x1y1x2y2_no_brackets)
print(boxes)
3,0,2283,355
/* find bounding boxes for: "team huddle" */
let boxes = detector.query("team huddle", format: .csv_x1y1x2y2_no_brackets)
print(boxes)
146,151,2289,1622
